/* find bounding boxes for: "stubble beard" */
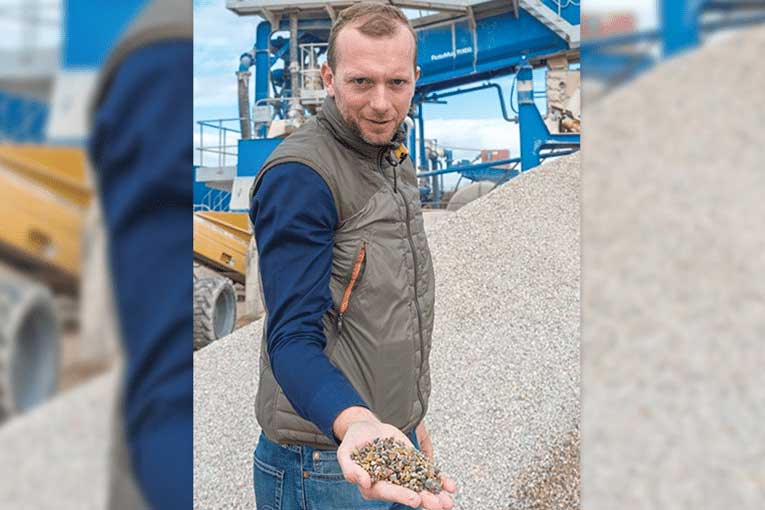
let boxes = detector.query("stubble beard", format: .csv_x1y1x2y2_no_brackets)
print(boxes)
349,117,393,146
335,94,396,147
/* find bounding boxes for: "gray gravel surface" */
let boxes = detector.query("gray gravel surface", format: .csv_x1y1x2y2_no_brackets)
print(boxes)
194,152,581,509
0,369,117,509
581,25,765,509
424,153,580,509
194,321,261,509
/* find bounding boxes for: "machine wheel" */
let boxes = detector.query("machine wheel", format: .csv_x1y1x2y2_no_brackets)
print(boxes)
193,275,237,350
0,275,60,422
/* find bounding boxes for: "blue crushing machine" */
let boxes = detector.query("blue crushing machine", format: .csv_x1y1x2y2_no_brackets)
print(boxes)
196,0,582,210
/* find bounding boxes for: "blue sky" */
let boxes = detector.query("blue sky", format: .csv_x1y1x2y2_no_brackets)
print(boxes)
193,0,658,168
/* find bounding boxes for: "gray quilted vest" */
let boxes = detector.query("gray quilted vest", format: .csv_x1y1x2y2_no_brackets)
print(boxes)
87,1,191,508
251,95,436,449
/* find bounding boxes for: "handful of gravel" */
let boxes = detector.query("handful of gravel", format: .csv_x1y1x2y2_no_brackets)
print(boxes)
351,437,443,494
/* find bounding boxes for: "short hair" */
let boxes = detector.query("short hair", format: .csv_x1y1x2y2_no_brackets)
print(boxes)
327,2,418,71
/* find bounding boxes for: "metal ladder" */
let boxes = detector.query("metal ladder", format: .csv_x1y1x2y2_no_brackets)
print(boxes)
519,0,580,47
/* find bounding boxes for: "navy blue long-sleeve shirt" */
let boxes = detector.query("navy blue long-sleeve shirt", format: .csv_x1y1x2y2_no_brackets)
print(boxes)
89,41,192,509
250,162,369,443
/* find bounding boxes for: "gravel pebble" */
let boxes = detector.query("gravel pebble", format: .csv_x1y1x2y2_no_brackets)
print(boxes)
352,437,443,493
581,25,765,509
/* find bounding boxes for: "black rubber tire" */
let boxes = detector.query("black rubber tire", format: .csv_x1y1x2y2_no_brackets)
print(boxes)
0,276,60,422
193,276,237,350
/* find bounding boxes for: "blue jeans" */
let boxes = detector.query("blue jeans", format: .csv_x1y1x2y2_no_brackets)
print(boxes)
253,429,421,510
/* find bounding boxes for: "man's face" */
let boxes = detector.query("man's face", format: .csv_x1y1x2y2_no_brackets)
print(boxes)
321,23,419,146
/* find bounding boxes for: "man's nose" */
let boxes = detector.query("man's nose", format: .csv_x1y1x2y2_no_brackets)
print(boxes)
368,85,392,113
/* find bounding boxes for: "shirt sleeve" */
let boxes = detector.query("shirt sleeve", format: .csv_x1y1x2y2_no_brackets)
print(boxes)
251,162,369,443
88,41,192,509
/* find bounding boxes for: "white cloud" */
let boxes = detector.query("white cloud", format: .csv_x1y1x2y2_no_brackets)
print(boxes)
194,0,258,45
193,72,239,109
194,0,262,112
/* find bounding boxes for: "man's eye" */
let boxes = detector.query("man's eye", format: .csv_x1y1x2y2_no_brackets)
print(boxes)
391,79,406,86
353,78,368,86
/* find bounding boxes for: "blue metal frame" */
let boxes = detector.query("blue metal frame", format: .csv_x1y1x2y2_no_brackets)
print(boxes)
417,103,427,172
582,0,765,91
417,149,578,179
0,91,49,142
661,0,705,57
255,22,272,104
64,0,148,68
411,60,580,189
415,9,571,94
243,6,575,124
212,1,583,208
237,137,283,177
424,83,516,123
516,64,579,170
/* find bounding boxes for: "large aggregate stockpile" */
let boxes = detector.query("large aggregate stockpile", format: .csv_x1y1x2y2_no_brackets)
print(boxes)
424,152,580,509
194,152,581,509
582,25,765,509
0,369,117,509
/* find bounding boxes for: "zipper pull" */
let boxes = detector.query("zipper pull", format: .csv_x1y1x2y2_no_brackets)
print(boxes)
336,312,345,334
386,149,400,193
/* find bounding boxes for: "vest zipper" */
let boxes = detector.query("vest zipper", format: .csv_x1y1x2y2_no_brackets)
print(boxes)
393,160,398,192
378,148,427,425
336,241,366,335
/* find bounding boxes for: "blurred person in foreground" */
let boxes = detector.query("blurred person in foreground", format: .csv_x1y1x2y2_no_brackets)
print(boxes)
249,3,456,509
87,0,192,508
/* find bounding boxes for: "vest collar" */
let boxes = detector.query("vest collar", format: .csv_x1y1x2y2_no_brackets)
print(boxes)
318,95,406,161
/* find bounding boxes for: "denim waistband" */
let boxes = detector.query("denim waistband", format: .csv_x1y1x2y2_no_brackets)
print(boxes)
261,427,420,472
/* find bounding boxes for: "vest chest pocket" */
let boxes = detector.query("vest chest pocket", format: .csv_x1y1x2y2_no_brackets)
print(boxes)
335,241,366,335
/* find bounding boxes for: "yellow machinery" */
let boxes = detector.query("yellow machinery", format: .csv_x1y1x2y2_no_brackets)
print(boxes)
0,142,249,372
192,210,251,349
193,211,250,283
0,143,251,290
0,145,90,287
0,144,90,420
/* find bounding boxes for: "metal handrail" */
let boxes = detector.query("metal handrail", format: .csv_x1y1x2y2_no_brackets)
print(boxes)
197,117,248,168
196,187,232,212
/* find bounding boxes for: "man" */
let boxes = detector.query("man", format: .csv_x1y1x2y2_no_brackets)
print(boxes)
250,3,456,509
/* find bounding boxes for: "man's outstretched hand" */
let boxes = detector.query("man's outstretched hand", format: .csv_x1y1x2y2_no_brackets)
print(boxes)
334,407,457,510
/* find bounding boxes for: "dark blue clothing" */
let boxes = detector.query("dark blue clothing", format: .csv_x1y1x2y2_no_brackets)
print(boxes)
251,163,369,443
89,41,192,509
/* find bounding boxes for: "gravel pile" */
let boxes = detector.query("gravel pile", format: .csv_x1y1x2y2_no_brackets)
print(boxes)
194,152,581,509
581,25,765,509
424,152,580,509
0,369,117,509
194,323,260,509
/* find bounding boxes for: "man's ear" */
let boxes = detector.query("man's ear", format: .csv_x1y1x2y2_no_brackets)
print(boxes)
415,65,421,82
321,62,335,97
